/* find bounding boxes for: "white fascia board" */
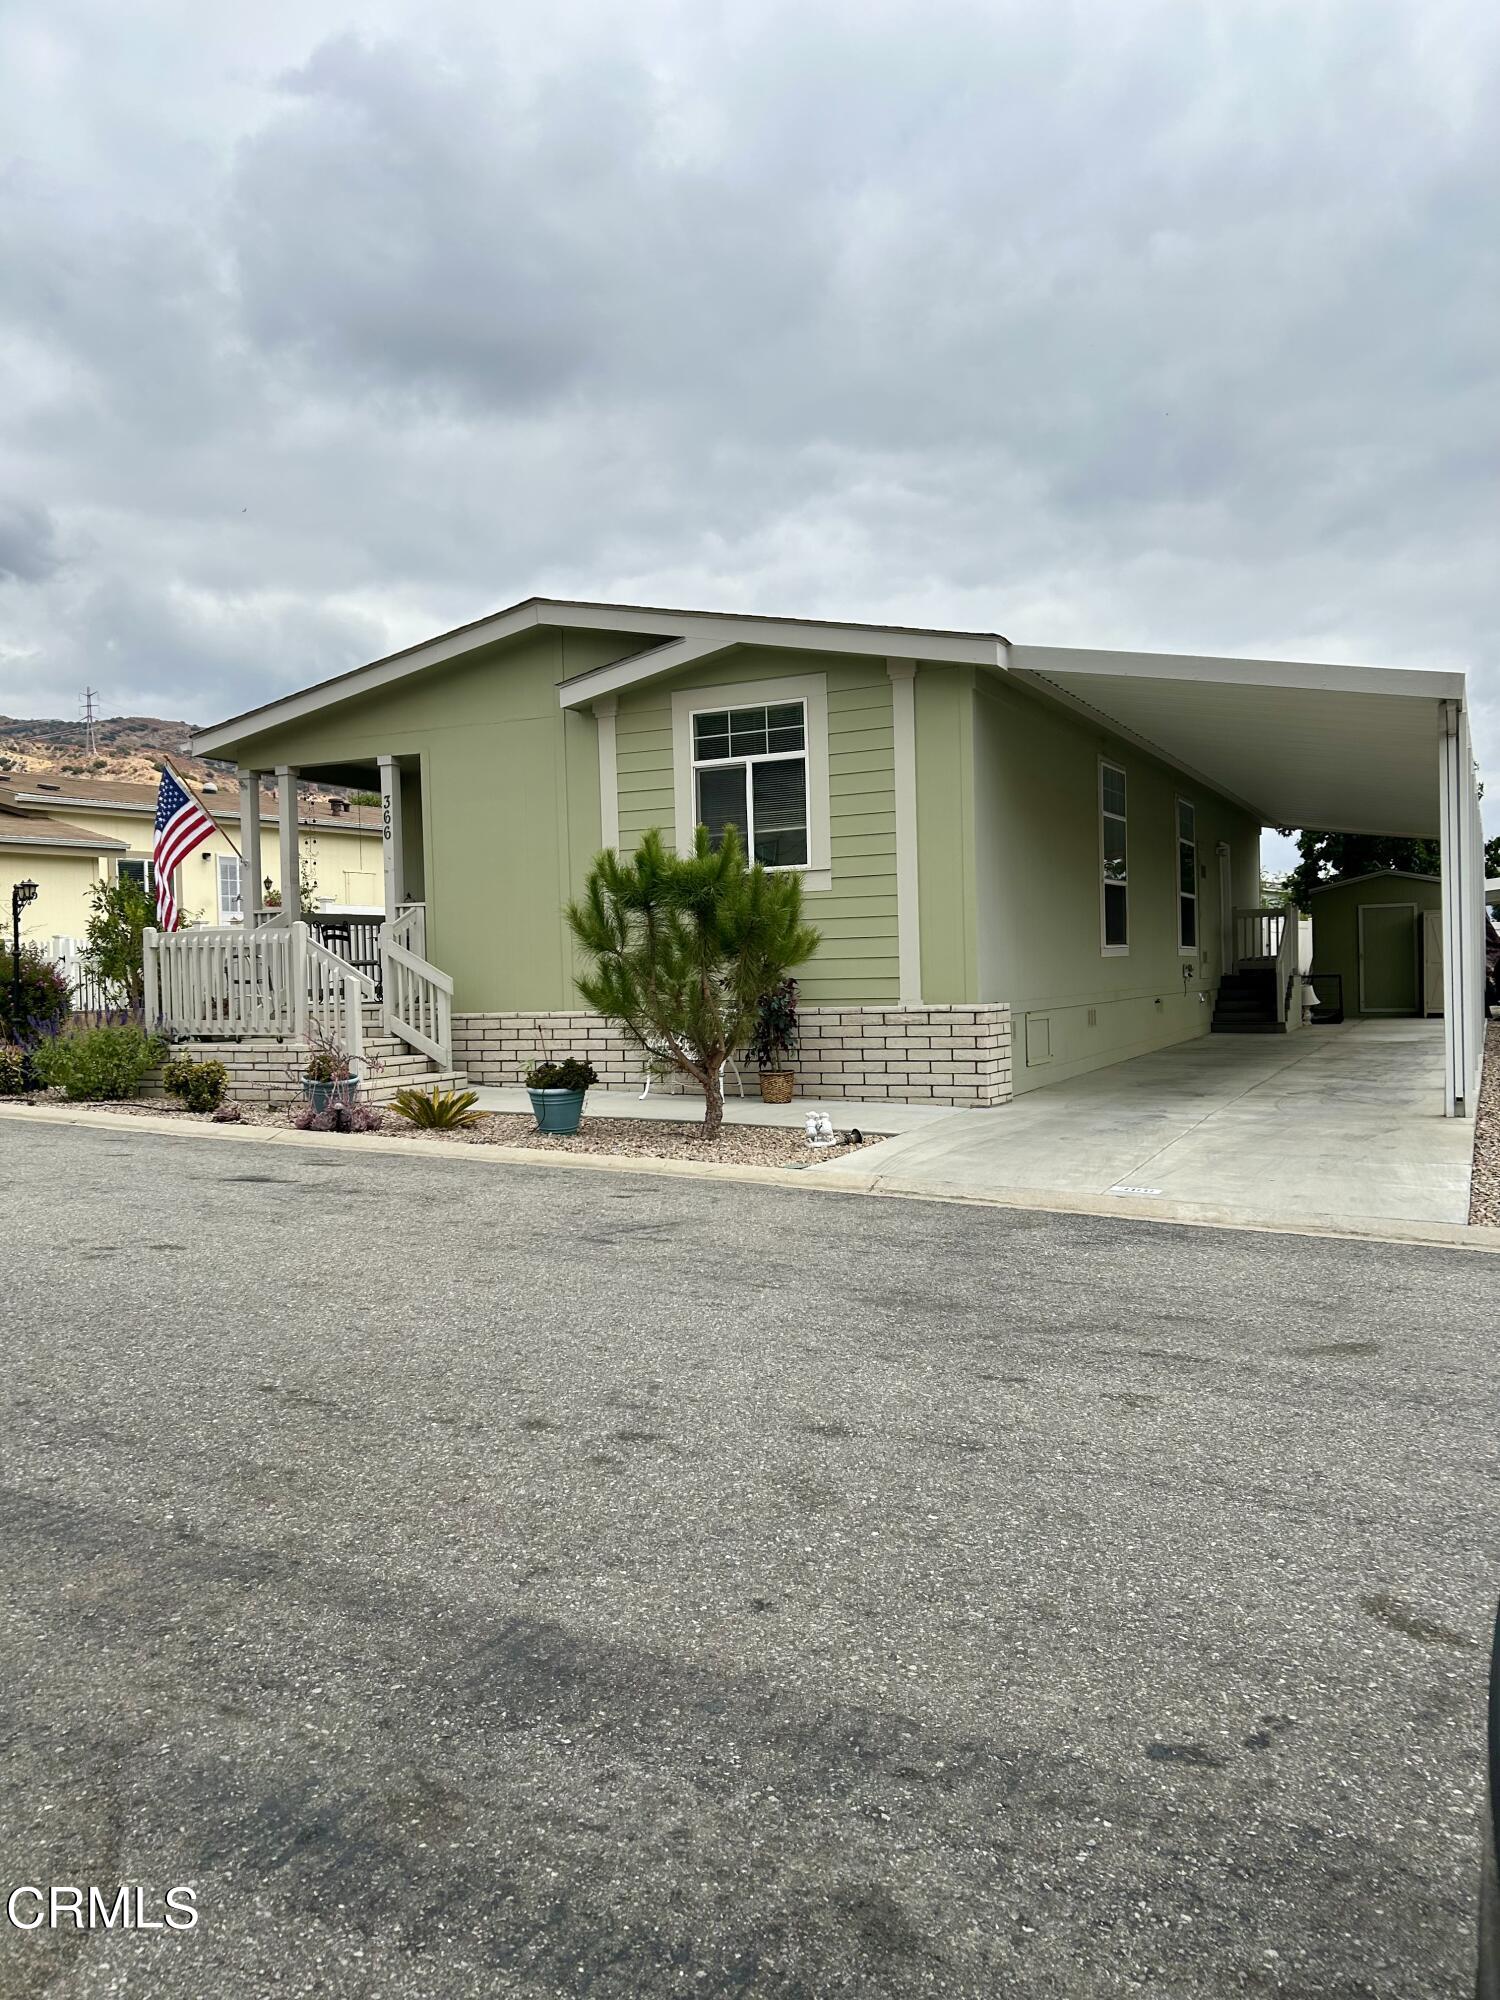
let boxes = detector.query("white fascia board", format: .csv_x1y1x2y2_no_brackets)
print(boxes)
557,635,735,708
1011,642,1468,704
196,595,1008,750
1308,869,1441,893
192,599,547,753
0,832,129,853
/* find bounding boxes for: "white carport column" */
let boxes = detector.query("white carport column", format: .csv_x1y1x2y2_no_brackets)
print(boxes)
237,769,262,923
1438,700,1480,1116
275,766,300,916
377,755,405,921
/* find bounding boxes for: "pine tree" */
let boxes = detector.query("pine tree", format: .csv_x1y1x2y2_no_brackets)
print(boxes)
566,827,819,1138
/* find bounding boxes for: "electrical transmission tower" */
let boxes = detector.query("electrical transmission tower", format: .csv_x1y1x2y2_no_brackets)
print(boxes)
80,687,100,758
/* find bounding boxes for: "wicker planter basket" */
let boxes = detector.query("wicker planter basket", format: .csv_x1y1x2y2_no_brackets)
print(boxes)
758,1069,795,1104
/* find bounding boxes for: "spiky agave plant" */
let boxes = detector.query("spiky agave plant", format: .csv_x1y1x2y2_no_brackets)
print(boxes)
390,1085,483,1130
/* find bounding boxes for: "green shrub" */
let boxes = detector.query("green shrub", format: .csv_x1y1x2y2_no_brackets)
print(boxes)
524,1058,598,1092
0,1043,27,1095
162,1055,229,1113
390,1085,483,1130
0,946,71,1043
33,1024,165,1101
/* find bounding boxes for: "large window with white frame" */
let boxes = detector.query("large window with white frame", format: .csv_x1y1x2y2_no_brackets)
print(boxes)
690,700,808,868
1176,798,1197,952
117,857,154,896
1099,759,1128,952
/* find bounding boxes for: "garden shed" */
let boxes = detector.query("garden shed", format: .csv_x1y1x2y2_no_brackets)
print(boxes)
1309,871,1444,1019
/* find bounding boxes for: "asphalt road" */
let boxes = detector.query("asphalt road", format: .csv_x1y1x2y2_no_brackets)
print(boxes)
1,1118,1495,1999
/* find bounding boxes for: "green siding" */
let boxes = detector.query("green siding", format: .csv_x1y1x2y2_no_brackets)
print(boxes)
965,672,1262,1091
613,646,900,1006
224,626,621,1012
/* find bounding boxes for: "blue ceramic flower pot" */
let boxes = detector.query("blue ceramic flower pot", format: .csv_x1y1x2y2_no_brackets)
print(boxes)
303,1075,358,1113
527,1086,587,1135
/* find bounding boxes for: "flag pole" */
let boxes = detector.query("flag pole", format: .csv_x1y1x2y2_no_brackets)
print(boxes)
159,755,242,860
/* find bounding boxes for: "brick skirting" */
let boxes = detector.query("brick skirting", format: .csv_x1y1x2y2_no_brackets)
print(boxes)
452,1005,1013,1107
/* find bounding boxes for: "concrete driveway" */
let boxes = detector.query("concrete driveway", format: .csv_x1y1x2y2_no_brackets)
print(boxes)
2,1119,1494,1998
826,1020,1474,1231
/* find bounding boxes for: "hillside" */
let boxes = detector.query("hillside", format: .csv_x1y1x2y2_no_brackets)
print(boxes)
0,714,224,787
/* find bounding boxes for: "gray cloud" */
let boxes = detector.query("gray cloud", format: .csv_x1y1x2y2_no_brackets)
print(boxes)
0,0,1495,836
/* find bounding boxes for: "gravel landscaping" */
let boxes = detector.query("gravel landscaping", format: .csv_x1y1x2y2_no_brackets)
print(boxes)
6,1093,878,1168
1468,1020,1499,1225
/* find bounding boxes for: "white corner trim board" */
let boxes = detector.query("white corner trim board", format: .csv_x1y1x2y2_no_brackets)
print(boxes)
886,659,922,1003
593,695,620,851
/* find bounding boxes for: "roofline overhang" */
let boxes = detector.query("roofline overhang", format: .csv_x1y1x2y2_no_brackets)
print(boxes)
1008,644,1470,837
191,596,1008,749
1308,869,1441,893
0,831,129,853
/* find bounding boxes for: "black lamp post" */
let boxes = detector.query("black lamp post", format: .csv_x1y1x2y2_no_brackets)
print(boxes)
9,878,38,1047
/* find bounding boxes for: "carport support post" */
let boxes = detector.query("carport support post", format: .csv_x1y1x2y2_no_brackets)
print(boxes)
378,755,404,922
237,769,262,925
1438,700,1478,1117
276,766,300,917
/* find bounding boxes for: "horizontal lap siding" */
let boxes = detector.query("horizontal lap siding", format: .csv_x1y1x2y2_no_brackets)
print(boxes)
614,653,900,1006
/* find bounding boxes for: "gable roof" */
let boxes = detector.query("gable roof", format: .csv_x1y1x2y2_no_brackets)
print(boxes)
192,596,1009,752
1308,869,1441,893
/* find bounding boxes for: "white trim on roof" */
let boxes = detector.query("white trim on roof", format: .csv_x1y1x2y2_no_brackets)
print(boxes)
0,828,129,852
1307,869,1441,892
191,596,1008,749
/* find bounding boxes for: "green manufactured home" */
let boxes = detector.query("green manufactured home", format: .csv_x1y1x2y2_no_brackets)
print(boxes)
176,598,1486,1116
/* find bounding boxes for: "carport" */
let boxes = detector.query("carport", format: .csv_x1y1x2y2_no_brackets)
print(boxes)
1008,646,1487,1116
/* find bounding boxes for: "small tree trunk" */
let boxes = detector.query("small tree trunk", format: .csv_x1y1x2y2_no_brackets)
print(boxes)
701,1063,725,1140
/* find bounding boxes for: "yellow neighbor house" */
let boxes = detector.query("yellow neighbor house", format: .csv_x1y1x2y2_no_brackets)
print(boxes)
0,771,385,950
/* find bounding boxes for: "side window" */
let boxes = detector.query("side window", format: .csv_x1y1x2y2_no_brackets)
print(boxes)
1100,761,1128,953
1176,800,1197,951
118,858,154,895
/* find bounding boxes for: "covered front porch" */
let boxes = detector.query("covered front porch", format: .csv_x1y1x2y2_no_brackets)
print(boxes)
142,750,460,1092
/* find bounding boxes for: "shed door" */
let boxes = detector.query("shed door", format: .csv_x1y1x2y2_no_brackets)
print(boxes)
1358,903,1418,1015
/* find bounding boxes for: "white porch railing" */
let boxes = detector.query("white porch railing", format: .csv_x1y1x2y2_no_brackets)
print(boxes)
374,901,450,1068
1232,906,1299,1026
1233,907,1284,965
144,921,372,1075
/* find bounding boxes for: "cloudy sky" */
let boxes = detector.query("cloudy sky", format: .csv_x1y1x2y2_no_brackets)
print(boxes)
1,0,1496,856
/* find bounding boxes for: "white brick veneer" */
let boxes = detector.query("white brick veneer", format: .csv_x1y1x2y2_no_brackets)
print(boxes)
452,1004,1013,1107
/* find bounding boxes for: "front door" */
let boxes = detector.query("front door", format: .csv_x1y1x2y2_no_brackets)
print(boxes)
1358,903,1418,1014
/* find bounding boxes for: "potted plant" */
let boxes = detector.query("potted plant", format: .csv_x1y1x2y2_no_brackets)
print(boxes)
524,1056,598,1135
301,1020,358,1112
747,978,800,1103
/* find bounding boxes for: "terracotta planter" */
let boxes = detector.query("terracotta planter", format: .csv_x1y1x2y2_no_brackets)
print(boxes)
758,1069,795,1104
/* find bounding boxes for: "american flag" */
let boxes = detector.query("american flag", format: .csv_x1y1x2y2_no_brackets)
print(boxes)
152,767,218,930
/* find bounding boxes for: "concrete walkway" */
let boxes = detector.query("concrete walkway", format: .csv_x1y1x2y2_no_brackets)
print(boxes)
822,1019,1475,1229
467,1082,962,1136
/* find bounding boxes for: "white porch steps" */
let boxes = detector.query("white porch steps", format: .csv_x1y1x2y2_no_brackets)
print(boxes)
356,1001,469,1106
